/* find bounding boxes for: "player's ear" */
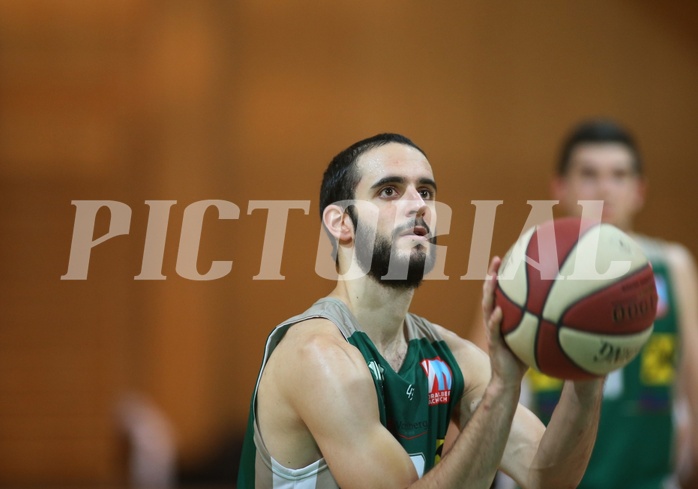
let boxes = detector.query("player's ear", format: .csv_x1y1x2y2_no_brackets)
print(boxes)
635,176,648,212
550,175,566,202
322,204,354,243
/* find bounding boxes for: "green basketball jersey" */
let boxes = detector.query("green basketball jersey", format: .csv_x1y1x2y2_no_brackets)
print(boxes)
237,297,465,488
526,236,680,489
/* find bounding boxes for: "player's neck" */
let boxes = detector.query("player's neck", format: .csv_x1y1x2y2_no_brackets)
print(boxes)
608,217,634,234
329,275,414,350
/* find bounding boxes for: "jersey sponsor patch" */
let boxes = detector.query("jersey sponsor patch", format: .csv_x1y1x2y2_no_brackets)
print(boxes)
420,357,453,406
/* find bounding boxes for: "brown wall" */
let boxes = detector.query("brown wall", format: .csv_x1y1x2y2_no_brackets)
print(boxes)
1,0,697,484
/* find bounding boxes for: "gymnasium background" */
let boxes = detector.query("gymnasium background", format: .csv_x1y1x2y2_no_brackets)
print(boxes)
1,1,697,486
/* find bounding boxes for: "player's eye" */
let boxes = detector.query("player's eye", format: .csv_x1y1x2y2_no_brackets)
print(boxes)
418,188,435,200
612,169,633,182
379,186,398,198
579,168,597,181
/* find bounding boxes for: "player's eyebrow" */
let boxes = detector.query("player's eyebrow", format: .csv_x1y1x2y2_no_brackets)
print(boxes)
369,176,438,192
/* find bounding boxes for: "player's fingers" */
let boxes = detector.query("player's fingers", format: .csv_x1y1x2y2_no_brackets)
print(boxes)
482,256,502,314
488,255,502,276
488,305,503,342
485,302,502,338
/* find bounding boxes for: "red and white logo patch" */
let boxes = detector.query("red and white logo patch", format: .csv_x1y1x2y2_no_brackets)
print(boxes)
420,357,453,406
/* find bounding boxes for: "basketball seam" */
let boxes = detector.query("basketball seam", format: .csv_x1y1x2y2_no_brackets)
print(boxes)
534,222,598,378
551,261,652,379
525,245,543,372
498,275,541,371
555,222,599,283
495,282,528,328
555,263,654,336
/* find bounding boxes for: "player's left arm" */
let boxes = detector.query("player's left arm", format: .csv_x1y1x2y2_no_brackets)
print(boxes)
666,243,698,489
440,327,604,489
521,378,604,488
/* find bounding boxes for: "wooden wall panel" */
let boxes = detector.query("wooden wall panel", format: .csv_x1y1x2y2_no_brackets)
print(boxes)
1,0,697,485
0,0,144,484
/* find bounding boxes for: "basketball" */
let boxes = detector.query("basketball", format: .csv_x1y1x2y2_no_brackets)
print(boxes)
495,217,657,380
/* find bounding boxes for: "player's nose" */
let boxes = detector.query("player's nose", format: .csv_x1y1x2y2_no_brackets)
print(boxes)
404,187,428,217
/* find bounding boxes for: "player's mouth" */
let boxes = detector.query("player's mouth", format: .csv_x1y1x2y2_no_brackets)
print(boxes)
399,223,431,240
601,205,614,221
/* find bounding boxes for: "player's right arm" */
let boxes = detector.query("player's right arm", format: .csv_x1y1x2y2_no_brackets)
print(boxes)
260,318,419,489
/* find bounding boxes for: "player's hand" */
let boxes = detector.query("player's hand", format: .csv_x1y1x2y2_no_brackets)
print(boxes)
483,256,528,388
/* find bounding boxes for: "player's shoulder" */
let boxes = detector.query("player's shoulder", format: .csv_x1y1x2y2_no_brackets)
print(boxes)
662,241,698,291
278,317,348,354
635,234,698,291
272,317,369,380
635,233,695,267
662,241,696,269
429,322,483,350
428,323,490,367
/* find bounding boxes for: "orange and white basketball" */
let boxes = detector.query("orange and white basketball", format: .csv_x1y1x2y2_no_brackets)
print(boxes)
495,217,657,380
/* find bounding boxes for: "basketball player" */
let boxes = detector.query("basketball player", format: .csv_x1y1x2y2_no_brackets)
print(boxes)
524,119,698,489
237,133,605,488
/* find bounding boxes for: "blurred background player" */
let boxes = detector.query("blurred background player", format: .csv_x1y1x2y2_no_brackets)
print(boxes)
520,119,698,489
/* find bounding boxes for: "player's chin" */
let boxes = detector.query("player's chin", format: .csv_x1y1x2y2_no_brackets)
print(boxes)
406,243,432,260
601,215,626,230
600,206,619,221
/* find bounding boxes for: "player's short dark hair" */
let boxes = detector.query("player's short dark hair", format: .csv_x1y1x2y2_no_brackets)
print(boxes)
557,119,643,176
319,133,426,220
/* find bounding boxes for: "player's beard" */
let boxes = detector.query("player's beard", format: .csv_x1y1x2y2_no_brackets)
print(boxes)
354,217,437,290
